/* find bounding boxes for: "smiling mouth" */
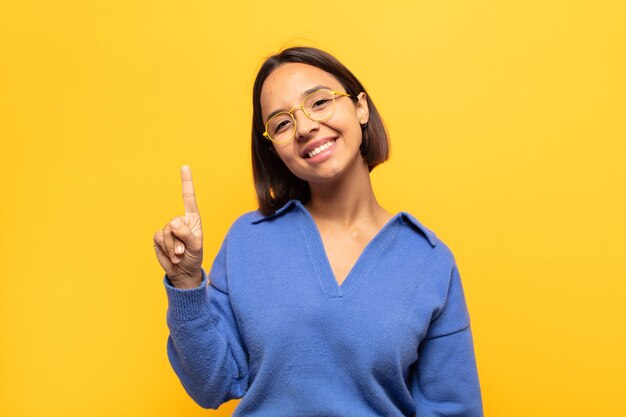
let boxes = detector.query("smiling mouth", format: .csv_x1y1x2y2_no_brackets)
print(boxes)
304,139,337,159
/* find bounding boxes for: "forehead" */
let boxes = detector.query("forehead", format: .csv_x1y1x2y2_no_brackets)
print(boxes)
260,63,342,115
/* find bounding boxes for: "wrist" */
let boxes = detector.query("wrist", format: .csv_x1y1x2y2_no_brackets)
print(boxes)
168,270,203,289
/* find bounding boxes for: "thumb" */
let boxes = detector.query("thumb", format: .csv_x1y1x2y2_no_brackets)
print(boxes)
170,219,201,250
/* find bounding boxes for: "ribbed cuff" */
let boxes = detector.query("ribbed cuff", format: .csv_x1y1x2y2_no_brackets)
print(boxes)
163,269,210,321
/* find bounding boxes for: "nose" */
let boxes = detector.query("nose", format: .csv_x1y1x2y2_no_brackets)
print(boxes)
293,107,319,141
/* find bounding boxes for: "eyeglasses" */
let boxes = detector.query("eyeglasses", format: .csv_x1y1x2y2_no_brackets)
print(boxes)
262,89,351,145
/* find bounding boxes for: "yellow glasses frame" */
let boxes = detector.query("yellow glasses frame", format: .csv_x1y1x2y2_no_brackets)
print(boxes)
262,89,351,145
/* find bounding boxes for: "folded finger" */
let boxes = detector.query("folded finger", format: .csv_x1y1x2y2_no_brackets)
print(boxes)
153,230,173,272
169,216,187,255
162,223,181,264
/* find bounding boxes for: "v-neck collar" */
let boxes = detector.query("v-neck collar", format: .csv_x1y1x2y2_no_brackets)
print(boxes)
250,199,438,248
298,205,401,298
251,200,438,299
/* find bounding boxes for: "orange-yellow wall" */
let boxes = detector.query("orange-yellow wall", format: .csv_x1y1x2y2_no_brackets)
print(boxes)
1,1,625,416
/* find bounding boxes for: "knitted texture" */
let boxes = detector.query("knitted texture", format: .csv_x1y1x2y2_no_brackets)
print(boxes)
164,200,483,416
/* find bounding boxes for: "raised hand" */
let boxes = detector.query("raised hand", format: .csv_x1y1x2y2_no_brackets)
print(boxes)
153,165,204,288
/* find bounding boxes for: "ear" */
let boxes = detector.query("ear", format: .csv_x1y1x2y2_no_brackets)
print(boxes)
355,92,370,125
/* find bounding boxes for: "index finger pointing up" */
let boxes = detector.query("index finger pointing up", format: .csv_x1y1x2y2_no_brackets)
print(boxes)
180,165,199,214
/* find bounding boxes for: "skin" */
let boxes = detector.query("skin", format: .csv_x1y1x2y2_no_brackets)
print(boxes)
154,63,393,288
153,165,203,289
261,63,393,285
260,63,368,185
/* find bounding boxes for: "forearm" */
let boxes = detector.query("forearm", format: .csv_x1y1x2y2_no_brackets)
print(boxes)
164,269,248,409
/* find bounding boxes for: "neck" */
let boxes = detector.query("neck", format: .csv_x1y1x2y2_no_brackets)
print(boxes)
305,159,386,228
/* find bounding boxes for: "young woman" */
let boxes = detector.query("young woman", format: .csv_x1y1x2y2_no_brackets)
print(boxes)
153,47,483,416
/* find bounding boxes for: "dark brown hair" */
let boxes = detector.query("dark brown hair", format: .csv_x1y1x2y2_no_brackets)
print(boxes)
251,47,389,215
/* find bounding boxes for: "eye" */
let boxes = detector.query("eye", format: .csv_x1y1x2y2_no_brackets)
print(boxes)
305,90,334,113
271,117,293,134
311,98,331,109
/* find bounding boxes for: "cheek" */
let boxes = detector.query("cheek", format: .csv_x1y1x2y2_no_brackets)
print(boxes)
328,117,362,145
273,143,299,166
330,108,361,132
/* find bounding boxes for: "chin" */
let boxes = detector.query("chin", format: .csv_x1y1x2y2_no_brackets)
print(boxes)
297,161,355,184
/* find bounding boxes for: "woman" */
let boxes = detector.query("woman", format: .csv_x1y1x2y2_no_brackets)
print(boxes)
153,47,483,416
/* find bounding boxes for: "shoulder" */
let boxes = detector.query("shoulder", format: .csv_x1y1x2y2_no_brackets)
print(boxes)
223,202,298,241
396,211,457,269
224,210,264,238
232,209,264,227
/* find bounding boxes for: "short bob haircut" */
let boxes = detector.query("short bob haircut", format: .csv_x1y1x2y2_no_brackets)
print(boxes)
251,47,389,215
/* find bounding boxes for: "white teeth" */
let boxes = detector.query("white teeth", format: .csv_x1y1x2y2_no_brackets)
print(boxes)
306,140,336,158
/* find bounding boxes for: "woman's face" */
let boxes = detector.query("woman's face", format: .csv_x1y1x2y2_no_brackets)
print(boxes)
260,63,369,184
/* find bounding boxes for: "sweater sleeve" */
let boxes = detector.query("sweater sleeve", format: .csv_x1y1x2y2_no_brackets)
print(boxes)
164,238,249,409
410,264,483,417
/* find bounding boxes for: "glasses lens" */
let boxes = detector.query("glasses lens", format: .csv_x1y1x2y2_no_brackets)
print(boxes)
267,113,295,143
304,90,335,121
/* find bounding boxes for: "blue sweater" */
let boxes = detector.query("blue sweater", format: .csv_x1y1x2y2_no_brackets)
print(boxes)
164,200,483,416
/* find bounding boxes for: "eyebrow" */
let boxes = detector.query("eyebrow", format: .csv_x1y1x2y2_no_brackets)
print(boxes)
265,85,333,123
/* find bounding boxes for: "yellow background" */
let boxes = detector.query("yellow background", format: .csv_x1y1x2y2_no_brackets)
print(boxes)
1,1,625,416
